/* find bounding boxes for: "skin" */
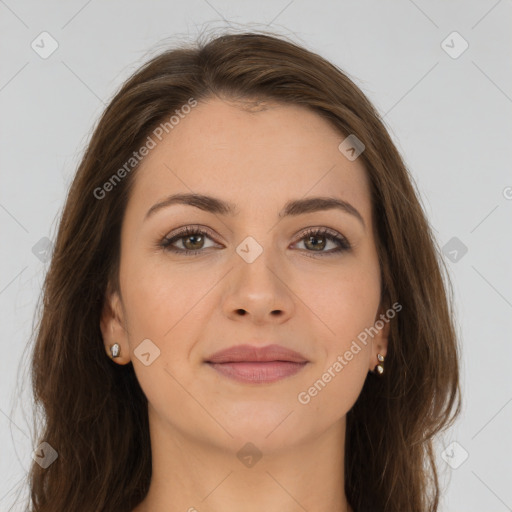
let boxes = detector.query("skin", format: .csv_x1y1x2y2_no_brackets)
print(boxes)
101,97,389,512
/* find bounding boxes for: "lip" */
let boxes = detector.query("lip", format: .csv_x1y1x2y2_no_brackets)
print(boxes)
205,344,309,384
206,344,308,364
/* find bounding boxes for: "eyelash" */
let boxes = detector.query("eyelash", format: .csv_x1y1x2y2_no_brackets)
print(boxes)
159,225,351,257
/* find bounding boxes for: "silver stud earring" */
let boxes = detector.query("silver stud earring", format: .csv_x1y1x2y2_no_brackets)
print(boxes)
110,343,120,359
375,353,385,375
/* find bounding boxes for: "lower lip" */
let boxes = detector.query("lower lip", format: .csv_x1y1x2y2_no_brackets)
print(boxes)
206,361,307,383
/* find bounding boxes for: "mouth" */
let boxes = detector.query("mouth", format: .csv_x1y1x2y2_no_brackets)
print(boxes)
205,344,309,384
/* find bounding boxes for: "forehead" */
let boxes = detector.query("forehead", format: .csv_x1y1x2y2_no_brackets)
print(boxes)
128,97,372,221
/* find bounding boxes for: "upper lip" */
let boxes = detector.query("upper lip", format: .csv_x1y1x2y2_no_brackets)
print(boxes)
206,344,308,364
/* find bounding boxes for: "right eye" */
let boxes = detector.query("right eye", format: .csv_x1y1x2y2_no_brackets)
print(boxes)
159,225,221,255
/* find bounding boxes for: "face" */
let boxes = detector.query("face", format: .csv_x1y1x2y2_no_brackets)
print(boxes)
101,97,389,454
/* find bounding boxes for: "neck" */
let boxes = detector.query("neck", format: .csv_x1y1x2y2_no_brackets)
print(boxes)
133,406,353,512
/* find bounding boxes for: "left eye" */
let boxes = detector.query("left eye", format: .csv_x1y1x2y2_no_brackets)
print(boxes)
291,227,351,255
159,226,351,256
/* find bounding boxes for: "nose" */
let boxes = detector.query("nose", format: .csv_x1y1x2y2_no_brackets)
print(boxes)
222,245,295,325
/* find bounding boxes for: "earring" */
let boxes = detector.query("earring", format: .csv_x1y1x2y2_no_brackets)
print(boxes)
110,343,120,359
375,353,385,375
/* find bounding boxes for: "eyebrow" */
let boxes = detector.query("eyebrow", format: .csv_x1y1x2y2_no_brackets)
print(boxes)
144,193,365,229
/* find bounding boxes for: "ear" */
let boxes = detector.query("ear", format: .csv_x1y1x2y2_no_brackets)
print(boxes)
100,284,131,365
368,304,390,373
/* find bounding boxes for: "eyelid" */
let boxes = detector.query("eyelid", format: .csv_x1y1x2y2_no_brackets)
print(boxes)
292,225,344,243
164,224,217,238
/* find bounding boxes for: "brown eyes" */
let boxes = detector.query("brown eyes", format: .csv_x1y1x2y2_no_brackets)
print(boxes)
160,225,351,256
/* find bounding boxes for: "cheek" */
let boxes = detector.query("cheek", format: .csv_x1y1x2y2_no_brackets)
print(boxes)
295,269,377,418
119,251,224,363
118,257,213,402
291,257,380,402
294,258,381,346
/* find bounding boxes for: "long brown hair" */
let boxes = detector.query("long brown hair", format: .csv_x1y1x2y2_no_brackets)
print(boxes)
20,30,461,511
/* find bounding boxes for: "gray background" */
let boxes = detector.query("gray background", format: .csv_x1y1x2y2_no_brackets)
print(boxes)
1,1,511,510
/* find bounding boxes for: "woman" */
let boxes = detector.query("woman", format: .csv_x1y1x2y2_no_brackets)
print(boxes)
26,31,461,511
